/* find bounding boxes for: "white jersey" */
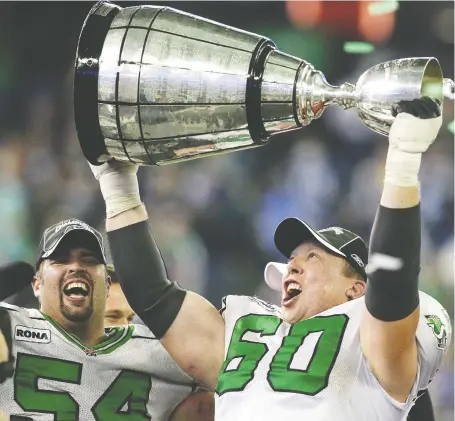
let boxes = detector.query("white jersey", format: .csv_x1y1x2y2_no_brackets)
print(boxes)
0,302,196,420
215,292,451,421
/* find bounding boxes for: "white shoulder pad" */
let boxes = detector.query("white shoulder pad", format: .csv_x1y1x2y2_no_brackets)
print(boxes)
416,291,452,389
0,302,21,312
131,323,157,339
220,295,281,322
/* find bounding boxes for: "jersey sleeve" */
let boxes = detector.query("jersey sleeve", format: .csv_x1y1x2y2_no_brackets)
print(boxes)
415,291,452,391
219,295,241,323
219,295,243,335
357,291,451,413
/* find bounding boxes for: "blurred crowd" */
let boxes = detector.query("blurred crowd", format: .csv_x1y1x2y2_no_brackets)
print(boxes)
0,1,452,419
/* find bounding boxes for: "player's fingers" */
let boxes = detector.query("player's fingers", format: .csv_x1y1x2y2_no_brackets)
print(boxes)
392,100,418,116
391,103,401,117
392,97,441,119
410,97,441,118
391,102,409,117
412,99,433,118
420,96,441,118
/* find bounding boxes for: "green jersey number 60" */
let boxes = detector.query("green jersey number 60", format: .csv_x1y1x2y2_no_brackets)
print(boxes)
216,313,349,396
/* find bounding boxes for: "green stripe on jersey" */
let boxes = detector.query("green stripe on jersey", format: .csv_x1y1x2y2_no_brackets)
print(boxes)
42,313,134,355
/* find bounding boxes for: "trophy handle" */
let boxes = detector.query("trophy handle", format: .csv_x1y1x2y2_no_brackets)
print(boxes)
443,78,455,100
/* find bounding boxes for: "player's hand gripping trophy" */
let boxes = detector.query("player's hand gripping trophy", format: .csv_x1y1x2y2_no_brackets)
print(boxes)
74,1,452,166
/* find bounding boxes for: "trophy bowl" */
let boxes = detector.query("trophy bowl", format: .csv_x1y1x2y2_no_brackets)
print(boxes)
354,57,444,136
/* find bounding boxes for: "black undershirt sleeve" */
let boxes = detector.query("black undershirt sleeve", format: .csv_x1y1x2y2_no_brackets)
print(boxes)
365,204,421,321
107,221,187,338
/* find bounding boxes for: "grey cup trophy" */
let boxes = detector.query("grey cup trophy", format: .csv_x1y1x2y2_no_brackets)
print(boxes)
74,1,446,166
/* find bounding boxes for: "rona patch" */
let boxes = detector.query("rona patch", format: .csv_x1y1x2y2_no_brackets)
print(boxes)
15,326,51,344
425,315,448,350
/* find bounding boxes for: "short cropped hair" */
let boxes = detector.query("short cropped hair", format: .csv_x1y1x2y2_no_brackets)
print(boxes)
342,260,365,282
107,264,120,284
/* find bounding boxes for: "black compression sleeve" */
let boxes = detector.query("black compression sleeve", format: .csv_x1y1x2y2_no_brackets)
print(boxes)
107,221,187,338
365,204,420,321
408,390,435,421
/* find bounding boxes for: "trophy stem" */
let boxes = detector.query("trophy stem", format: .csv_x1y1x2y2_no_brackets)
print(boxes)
319,81,358,108
295,64,357,126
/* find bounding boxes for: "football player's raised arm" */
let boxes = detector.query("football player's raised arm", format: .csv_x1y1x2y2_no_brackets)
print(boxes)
90,161,225,391
360,98,443,402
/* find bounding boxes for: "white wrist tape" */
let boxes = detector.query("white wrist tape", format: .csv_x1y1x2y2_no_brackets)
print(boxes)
384,148,422,187
98,170,141,218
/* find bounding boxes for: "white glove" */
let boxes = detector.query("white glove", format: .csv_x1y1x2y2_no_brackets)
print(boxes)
385,97,442,187
89,160,141,218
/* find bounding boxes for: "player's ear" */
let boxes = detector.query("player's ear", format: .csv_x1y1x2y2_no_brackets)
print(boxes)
31,276,41,298
345,280,366,301
106,274,112,298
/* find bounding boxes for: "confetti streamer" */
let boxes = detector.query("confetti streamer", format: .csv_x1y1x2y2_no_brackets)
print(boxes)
368,0,400,16
343,42,375,54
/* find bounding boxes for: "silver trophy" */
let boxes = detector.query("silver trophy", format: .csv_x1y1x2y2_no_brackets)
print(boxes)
74,1,448,166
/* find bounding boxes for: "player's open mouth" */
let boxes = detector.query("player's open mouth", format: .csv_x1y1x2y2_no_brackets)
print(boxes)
282,281,302,306
63,281,90,300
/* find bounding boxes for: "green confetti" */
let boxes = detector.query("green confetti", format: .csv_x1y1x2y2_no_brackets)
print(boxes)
343,42,375,54
368,0,400,16
448,121,454,134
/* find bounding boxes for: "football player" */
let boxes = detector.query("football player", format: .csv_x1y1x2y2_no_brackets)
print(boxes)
91,97,450,420
0,220,214,420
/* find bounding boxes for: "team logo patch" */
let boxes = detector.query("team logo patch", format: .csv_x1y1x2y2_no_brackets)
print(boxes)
425,315,448,350
15,326,51,344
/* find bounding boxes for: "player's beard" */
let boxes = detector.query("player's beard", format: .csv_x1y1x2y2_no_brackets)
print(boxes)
60,294,94,322
60,295,93,322
59,276,94,323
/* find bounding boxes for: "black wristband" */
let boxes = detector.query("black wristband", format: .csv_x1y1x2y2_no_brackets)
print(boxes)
107,221,187,338
365,204,420,321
